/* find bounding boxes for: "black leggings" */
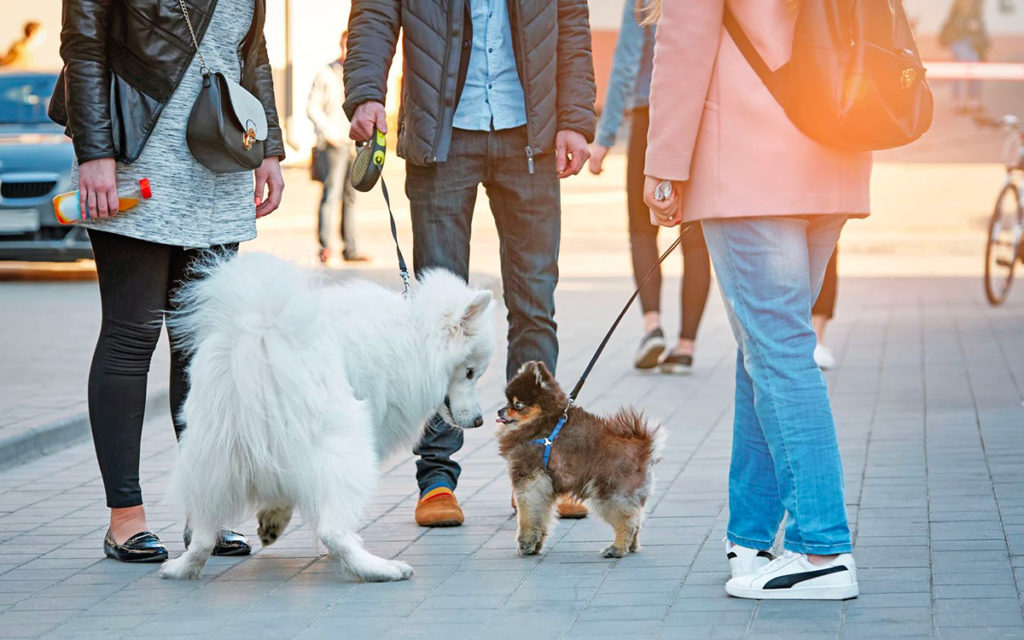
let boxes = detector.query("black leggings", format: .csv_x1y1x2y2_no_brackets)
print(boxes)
626,107,712,340
812,246,839,320
87,229,237,508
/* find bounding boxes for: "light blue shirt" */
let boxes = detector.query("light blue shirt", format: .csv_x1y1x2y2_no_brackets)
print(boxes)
452,0,528,131
595,0,656,148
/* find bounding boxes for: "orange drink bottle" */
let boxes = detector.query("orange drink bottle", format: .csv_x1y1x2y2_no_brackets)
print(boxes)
53,178,152,224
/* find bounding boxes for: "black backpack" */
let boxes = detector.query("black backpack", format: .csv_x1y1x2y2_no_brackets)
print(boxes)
724,0,934,152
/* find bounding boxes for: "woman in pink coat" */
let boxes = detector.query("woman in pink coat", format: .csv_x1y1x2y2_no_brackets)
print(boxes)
644,0,868,600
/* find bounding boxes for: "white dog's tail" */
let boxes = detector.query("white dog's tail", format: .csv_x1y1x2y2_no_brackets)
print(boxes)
168,252,340,518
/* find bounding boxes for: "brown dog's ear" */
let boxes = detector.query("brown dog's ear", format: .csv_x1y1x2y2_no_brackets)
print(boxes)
534,361,554,387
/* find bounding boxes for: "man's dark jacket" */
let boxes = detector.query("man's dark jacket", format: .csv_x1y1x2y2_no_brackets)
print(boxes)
49,0,284,165
344,0,597,166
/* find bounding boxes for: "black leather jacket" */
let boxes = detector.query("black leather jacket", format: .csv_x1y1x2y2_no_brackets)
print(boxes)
49,0,285,164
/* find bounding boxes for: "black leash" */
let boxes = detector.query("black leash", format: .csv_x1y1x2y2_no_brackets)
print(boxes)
533,221,694,467
379,177,411,295
567,223,694,404
375,155,688,407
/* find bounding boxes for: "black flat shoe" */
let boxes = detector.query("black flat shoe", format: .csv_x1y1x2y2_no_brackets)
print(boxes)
103,529,168,563
183,526,252,556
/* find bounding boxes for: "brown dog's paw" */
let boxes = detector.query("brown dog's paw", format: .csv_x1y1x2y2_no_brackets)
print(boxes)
257,505,293,547
518,534,543,556
600,544,627,558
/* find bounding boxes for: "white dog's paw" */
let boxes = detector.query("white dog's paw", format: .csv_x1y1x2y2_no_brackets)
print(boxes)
358,559,414,583
160,556,203,580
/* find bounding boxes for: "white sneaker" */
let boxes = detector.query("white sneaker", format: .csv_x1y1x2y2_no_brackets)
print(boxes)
726,540,774,578
725,551,858,600
814,344,836,370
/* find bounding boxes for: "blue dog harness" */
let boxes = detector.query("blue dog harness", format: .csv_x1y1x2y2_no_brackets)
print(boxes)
532,410,569,469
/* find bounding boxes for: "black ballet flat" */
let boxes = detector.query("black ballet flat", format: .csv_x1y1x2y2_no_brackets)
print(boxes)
103,529,168,563
183,526,252,556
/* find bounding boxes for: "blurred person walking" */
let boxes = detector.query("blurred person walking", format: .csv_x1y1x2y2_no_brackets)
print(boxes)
940,0,989,113
589,0,711,375
50,0,285,562
308,30,367,265
645,0,870,599
0,22,45,69
345,0,596,527
812,249,839,370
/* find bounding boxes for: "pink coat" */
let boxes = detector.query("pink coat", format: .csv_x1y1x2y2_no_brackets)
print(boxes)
645,0,871,221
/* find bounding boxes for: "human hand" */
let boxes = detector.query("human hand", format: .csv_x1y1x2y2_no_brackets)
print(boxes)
255,157,285,218
587,144,610,175
556,130,590,179
349,101,387,142
644,176,684,227
77,158,118,219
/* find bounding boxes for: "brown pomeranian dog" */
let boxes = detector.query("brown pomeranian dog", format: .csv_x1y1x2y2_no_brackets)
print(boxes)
496,361,665,558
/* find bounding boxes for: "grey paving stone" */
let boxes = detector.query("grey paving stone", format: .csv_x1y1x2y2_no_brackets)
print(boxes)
0,276,1022,638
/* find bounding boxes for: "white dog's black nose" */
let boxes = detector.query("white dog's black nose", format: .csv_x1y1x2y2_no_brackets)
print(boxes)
473,415,484,428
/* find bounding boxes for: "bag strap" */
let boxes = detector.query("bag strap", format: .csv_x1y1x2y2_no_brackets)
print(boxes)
723,6,778,93
177,0,211,74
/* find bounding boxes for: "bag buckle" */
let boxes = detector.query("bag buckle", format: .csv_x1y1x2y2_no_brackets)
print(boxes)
242,127,256,151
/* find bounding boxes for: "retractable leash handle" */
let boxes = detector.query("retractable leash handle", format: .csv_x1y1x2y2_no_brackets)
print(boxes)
537,182,690,467
350,127,411,294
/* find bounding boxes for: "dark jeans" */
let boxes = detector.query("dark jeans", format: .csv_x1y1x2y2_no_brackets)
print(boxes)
626,107,711,340
405,126,560,494
87,229,238,508
317,145,358,257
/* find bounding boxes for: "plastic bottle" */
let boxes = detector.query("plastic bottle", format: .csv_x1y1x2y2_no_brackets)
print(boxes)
53,178,152,224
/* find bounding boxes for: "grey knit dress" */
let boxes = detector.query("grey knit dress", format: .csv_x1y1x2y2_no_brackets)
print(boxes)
75,0,257,248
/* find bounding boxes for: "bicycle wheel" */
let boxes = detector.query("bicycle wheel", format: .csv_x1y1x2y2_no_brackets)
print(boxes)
984,184,1023,306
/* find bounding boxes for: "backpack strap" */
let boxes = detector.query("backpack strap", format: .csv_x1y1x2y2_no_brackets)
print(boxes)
723,6,779,93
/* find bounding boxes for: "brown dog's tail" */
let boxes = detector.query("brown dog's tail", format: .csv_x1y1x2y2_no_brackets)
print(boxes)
611,408,666,465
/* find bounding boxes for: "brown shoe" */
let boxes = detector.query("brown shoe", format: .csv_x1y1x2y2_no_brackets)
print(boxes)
415,487,464,527
557,496,588,519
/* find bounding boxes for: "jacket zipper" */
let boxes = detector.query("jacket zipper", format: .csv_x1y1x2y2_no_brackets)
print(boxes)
430,3,457,163
506,0,535,174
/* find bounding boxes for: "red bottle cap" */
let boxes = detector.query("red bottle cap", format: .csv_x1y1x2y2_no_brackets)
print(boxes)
139,178,152,199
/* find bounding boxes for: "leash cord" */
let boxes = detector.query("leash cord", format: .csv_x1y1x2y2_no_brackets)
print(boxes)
567,223,694,404
379,178,411,294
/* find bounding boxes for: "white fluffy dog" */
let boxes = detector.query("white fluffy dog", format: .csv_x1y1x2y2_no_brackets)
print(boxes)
159,253,494,582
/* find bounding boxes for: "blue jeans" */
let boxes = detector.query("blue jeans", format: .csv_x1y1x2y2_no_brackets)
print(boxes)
406,126,560,495
702,215,852,555
317,145,357,257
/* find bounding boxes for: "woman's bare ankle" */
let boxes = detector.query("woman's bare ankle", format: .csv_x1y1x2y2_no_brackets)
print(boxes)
110,505,148,544
674,338,695,356
642,312,661,333
806,553,839,565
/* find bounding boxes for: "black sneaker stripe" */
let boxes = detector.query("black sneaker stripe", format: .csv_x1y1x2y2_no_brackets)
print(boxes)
763,565,848,589
726,552,737,559
756,551,775,560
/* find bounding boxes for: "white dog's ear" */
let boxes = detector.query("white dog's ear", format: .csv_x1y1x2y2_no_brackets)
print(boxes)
462,290,493,325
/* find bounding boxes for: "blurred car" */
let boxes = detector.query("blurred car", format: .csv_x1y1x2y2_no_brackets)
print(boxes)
0,70,89,261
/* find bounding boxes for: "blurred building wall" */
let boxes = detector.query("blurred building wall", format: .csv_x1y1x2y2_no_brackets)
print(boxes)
0,1,63,72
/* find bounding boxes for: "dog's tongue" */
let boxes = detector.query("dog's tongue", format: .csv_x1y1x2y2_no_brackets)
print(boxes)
496,417,509,424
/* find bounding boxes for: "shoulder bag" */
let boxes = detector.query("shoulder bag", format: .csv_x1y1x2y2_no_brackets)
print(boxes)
178,0,268,172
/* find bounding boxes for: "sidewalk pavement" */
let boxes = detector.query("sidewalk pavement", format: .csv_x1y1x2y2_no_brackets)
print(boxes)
0,272,1022,639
